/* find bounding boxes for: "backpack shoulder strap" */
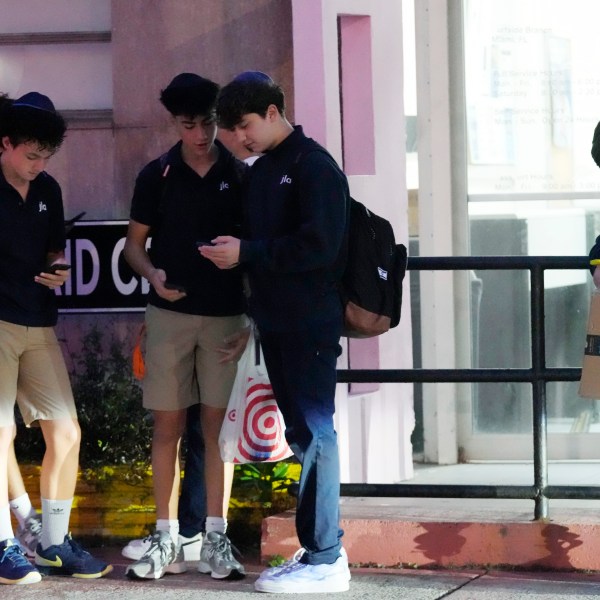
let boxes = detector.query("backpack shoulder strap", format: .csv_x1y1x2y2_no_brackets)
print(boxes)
291,140,332,171
157,152,171,216
148,152,172,240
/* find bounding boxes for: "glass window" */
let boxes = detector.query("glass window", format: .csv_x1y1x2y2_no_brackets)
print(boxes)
464,0,600,196
463,0,600,442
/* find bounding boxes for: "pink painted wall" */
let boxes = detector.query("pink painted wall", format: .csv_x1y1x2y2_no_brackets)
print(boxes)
339,15,375,175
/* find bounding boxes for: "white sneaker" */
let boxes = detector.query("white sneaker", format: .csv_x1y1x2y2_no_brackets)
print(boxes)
262,548,349,580
180,532,203,562
255,548,350,594
125,531,186,580
122,532,203,562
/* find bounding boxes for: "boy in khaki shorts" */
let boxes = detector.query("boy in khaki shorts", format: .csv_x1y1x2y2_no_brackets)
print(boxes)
0,91,112,584
123,73,248,581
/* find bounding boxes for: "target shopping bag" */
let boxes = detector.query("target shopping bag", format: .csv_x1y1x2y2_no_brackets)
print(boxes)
219,329,293,463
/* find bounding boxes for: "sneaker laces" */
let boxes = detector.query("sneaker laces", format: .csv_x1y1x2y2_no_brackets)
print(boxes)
1,543,30,568
205,533,241,563
275,557,309,577
141,533,175,563
269,548,306,573
134,534,153,547
25,515,42,537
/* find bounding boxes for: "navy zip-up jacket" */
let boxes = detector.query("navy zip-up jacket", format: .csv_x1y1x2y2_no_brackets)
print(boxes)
239,126,349,331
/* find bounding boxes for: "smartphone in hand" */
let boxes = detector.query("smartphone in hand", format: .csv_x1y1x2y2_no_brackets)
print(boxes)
196,240,214,248
47,264,71,274
164,282,186,293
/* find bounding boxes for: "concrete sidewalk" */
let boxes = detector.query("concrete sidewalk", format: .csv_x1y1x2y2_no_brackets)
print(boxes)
4,546,600,599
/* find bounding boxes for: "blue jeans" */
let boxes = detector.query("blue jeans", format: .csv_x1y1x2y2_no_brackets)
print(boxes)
178,403,206,537
259,320,343,565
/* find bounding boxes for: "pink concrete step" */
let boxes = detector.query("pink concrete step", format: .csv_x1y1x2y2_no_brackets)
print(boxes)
260,497,600,570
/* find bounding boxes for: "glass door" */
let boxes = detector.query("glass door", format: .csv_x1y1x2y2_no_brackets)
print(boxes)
458,0,600,459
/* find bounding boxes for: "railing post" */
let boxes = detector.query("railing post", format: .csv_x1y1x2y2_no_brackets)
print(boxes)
530,264,549,520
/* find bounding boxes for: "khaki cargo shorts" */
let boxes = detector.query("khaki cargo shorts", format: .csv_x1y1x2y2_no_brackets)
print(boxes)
0,319,77,427
142,305,245,411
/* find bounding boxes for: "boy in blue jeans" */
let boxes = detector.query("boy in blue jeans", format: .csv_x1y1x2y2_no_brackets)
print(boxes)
202,71,351,594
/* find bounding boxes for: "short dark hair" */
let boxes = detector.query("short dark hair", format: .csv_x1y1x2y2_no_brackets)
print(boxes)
0,92,66,152
217,72,285,129
160,73,220,118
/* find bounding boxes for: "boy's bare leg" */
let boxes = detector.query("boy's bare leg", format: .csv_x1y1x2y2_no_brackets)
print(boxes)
7,439,25,501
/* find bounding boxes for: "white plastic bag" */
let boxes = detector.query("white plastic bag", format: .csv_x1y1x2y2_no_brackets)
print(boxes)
219,328,293,463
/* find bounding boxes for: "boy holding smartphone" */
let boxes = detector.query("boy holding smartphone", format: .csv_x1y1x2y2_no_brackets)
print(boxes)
0,91,112,584
123,73,248,581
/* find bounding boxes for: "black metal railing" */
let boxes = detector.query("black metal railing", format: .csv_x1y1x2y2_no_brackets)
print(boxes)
336,255,595,520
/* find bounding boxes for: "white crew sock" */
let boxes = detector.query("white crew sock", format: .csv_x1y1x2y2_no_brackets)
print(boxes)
156,519,179,542
9,493,37,527
40,498,72,549
0,504,14,542
205,516,227,534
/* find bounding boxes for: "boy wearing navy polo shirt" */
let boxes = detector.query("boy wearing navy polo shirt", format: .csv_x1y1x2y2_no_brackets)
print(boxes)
123,73,247,581
0,92,112,584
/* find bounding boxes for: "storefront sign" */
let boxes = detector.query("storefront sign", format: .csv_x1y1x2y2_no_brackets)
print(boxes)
56,221,148,313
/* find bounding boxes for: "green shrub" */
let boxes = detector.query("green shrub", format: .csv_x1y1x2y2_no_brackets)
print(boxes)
231,461,299,506
73,327,152,485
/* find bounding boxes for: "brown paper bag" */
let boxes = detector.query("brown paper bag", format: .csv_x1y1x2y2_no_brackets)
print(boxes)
579,292,600,398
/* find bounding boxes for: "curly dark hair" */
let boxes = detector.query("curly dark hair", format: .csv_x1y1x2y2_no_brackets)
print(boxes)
0,92,66,152
216,73,285,129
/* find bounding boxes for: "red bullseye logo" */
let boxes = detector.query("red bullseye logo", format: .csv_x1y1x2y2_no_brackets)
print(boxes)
236,377,291,463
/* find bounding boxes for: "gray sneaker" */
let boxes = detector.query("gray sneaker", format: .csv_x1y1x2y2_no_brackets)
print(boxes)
125,530,186,580
197,531,245,580
16,514,42,559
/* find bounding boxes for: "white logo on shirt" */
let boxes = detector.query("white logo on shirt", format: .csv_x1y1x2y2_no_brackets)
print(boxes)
280,175,292,184
38,201,47,212
219,181,229,191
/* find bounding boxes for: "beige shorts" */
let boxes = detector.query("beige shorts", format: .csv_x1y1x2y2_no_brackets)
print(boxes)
0,320,77,427
143,305,245,411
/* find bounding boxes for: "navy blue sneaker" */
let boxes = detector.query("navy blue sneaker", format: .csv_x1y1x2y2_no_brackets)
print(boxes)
35,534,112,579
0,538,41,585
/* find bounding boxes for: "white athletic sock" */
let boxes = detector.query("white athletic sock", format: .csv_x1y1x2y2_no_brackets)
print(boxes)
0,504,15,542
9,493,37,527
205,516,227,534
156,519,179,542
40,498,72,549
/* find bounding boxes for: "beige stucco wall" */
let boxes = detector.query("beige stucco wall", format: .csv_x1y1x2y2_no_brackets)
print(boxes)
47,0,294,221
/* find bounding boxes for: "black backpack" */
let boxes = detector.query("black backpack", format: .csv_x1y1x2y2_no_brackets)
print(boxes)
342,198,407,338
293,147,407,338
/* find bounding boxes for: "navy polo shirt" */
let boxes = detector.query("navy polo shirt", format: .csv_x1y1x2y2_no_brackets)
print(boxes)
0,167,66,326
130,140,247,316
